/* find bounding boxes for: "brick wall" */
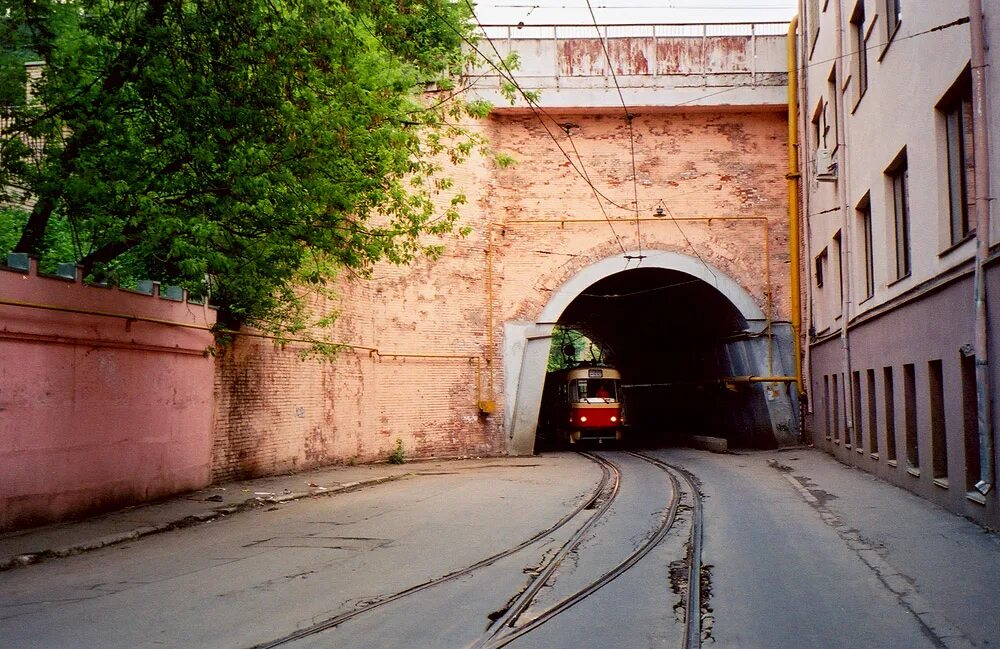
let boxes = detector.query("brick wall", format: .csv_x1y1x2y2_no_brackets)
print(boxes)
211,107,790,478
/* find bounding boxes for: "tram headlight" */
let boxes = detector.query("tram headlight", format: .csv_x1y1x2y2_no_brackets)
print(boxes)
579,416,588,423
610,416,617,423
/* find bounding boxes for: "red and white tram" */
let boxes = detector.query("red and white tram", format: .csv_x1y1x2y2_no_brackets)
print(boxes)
540,365,624,445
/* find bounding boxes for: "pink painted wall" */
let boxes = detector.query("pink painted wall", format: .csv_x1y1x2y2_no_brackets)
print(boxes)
0,261,217,531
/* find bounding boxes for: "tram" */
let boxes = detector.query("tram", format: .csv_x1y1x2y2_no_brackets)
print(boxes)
539,365,624,445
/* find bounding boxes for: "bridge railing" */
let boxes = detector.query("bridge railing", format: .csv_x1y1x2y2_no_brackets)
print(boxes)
466,22,790,109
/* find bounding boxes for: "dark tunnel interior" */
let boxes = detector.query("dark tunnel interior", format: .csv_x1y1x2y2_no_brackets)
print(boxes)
546,267,777,448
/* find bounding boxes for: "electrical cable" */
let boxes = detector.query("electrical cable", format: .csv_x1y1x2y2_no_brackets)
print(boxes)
579,276,704,298
584,0,643,259
445,1,635,214
561,123,627,254
453,0,637,253
799,16,971,74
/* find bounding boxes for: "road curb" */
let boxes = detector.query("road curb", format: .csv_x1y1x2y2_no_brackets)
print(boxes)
0,473,410,572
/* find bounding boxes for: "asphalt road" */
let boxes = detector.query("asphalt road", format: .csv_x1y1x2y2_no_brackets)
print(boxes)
1,448,998,649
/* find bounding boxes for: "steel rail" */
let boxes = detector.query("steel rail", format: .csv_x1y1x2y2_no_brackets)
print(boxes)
249,453,616,649
470,451,623,649
627,451,705,649
483,450,684,648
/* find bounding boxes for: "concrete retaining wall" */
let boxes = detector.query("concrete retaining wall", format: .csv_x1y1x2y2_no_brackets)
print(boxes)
0,261,217,531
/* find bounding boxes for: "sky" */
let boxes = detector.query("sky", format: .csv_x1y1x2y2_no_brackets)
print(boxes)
472,0,798,25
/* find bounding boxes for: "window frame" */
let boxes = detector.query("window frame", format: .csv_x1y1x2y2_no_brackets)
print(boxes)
815,248,828,288
938,69,975,247
886,151,911,281
850,1,869,107
857,192,875,300
885,0,902,42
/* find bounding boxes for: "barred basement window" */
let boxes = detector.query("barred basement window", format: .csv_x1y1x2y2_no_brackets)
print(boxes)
852,370,864,449
961,353,980,492
884,366,897,463
867,369,878,455
903,363,919,472
928,359,948,484
832,374,841,443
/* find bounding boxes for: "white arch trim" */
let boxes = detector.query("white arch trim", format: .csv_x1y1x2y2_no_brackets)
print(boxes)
505,249,766,455
537,249,765,324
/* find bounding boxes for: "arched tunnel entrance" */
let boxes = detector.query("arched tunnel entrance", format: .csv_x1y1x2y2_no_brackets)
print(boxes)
503,251,799,455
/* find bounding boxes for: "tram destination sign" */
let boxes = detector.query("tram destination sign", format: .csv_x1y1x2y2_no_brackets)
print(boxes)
588,369,603,378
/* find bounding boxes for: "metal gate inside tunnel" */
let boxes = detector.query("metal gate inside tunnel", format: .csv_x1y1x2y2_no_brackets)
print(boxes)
504,251,799,455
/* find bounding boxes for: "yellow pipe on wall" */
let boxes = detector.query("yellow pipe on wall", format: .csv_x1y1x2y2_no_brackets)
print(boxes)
787,15,804,396
0,296,487,406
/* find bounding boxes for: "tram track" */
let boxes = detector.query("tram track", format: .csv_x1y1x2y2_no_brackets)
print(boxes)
250,452,618,649
627,451,705,649
251,450,705,649
474,450,703,649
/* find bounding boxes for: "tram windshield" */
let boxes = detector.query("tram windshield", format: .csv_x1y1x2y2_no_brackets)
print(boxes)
571,379,619,403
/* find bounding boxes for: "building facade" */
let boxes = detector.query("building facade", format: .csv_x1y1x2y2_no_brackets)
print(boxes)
797,0,1000,527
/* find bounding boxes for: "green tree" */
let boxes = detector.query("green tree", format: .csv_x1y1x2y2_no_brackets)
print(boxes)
547,326,607,372
0,0,493,330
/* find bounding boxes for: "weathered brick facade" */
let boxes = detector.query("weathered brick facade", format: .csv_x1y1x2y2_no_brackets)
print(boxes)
211,107,791,479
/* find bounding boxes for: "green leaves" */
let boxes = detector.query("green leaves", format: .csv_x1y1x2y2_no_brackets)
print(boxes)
1,0,487,332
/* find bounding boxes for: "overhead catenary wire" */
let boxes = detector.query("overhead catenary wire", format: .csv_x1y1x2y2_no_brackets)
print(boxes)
800,16,971,74
461,12,789,280
432,5,778,221
455,0,631,212
456,6,758,272
455,0,637,254
561,122,627,254
584,0,642,258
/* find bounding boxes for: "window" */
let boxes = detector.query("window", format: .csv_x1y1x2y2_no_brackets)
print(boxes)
827,68,838,149
903,363,919,472
811,101,823,157
885,0,902,40
833,231,843,305
858,193,874,299
961,353,981,493
852,370,863,448
866,369,878,455
884,366,897,463
815,248,828,288
808,0,821,52
832,374,841,442
929,359,948,484
824,375,833,440
851,1,868,104
887,153,911,279
940,72,975,245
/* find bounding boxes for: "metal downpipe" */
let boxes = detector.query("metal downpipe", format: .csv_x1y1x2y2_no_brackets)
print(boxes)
832,0,855,442
969,0,994,495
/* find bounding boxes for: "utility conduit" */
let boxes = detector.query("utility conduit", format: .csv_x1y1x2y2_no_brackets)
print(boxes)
787,15,804,398
0,297,488,408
